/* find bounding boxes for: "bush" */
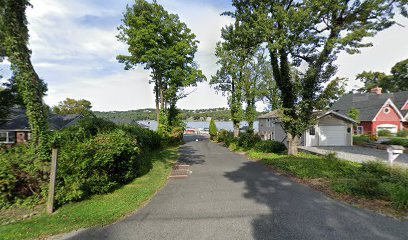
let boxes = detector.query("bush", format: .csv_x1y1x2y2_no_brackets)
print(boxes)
0,117,170,208
254,140,286,153
384,138,408,148
170,127,184,143
55,130,141,205
377,129,393,137
209,119,218,140
217,129,233,143
396,130,408,138
389,185,408,210
237,132,261,149
368,134,378,142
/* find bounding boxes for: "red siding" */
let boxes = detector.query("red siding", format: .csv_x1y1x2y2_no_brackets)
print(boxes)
375,103,401,121
359,121,373,135
402,101,408,110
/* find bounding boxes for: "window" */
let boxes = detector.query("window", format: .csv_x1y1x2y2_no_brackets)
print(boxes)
309,127,316,135
0,132,15,143
347,127,351,133
357,126,364,135
383,107,390,114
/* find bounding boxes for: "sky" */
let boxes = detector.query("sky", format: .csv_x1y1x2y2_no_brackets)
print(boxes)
1,0,407,112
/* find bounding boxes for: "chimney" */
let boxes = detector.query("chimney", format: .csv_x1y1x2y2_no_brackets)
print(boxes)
370,86,382,95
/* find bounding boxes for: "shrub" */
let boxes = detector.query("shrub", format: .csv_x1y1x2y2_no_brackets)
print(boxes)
377,129,393,137
237,132,261,149
368,134,378,142
254,140,286,153
389,185,408,210
396,130,408,138
384,138,408,148
217,129,233,143
170,127,184,143
55,129,141,205
209,119,218,140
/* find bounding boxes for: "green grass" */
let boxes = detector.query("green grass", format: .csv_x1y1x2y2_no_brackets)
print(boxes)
353,135,370,143
246,150,408,211
0,146,179,240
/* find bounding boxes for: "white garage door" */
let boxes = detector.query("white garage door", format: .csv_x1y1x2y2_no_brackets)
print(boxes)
319,125,346,146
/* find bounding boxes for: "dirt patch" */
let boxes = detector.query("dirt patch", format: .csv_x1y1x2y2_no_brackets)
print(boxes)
0,204,44,225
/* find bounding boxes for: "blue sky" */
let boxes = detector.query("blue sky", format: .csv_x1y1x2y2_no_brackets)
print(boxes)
1,0,407,111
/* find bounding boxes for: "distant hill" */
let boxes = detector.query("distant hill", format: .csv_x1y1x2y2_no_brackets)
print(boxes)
94,108,265,122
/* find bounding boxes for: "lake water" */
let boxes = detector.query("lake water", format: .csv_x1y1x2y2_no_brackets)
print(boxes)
138,121,259,132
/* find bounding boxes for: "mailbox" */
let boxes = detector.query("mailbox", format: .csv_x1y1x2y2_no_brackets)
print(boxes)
387,145,405,165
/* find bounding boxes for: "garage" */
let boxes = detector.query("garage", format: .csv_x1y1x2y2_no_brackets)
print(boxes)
376,124,398,134
319,125,346,146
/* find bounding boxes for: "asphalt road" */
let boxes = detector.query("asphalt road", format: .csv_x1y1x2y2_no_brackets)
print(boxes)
64,135,408,240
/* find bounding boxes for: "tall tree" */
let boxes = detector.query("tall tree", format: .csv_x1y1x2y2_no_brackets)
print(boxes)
1,0,49,147
355,58,408,93
390,58,408,91
117,0,205,130
52,98,93,116
229,0,407,154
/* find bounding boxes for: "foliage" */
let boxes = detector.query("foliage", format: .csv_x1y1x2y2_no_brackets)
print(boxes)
237,132,261,149
369,134,379,142
353,135,369,143
0,117,168,208
94,107,264,122
52,98,93,116
228,0,406,155
356,58,408,93
377,129,393,137
217,129,233,143
254,140,286,153
170,127,184,143
117,0,205,127
0,147,179,240
383,138,408,148
396,130,408,138
347,108,360,124
209,119,218,140
251,151,408,210
1,0,49,148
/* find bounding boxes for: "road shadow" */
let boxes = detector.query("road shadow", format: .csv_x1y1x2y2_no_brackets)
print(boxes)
224,160,408,239
177,135,206,165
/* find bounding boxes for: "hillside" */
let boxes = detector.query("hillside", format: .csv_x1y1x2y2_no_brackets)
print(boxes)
94,108,265,122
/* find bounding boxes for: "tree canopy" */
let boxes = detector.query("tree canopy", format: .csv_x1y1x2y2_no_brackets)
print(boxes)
0,0,49,147
117,0,205,132
52,98,93,116
356,58,408,93
226,0,407,154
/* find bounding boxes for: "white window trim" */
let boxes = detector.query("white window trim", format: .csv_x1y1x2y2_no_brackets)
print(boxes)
372,98,404,121
383,107,390,114
0,132,15,144
357,126,364,134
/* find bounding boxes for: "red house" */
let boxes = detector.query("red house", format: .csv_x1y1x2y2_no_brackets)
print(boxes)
331,88,407,135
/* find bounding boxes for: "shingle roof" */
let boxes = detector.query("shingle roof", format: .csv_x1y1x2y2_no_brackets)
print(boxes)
258,110,280,119
330,91,408,121
0,109,83,131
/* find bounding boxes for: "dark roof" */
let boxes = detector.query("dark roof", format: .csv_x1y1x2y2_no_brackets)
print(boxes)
0,109,83,131
330,91,408,121
258,110,356,123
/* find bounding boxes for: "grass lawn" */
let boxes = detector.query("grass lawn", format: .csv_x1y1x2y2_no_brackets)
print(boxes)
246,150,408,218
0,146,179,240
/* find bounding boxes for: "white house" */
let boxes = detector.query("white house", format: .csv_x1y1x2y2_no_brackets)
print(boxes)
258,110,356,147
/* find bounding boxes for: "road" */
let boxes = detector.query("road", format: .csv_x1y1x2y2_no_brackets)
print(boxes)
64,135,408,240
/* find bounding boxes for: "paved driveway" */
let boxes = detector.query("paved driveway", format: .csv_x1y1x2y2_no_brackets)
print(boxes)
300,146,408,166
64,136,408,240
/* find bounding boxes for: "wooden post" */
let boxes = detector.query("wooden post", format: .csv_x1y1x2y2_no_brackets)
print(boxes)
47,148,58,214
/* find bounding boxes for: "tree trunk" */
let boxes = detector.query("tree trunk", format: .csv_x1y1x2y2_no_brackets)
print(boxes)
155,80,160,122
233,122,240,138
287,133,300,155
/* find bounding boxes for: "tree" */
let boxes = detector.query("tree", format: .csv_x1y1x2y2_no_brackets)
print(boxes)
390,58,408,91
347,107,360,125
117,0,205,130
209,119,218,140
211,21,260,137
52,98,93,116
229,0,407,155
355,58,408,93
356,71,391,93
0,0,49,148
